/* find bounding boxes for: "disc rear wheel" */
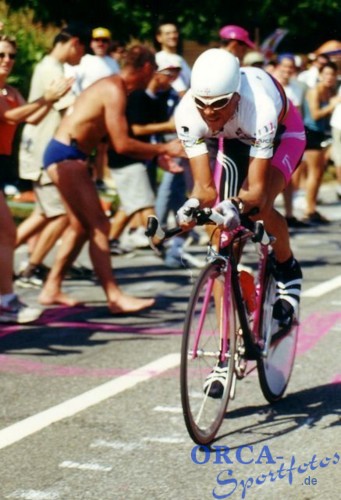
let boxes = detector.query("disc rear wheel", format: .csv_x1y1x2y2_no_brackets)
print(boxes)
257,272,298,402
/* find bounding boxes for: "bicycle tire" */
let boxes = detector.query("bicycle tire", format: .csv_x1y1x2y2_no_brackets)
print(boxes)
257,270,298,402
180,259,236,444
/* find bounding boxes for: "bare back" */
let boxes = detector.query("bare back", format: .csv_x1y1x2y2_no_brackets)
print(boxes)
54,74,128,154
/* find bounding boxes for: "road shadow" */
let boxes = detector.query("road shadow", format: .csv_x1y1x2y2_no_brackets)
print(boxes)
208,383,341,449
0,296,184,356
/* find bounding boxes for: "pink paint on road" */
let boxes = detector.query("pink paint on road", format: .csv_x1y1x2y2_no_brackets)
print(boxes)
0,310,340,379
0,355,129,378
331,374,341,384
296,312,341,356
0,355,180,379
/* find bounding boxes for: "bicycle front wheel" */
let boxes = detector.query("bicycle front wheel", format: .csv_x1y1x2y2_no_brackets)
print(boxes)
257,272,298,402
180,260,236,445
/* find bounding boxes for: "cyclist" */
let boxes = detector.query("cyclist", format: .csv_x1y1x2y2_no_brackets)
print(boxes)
175,48,305,330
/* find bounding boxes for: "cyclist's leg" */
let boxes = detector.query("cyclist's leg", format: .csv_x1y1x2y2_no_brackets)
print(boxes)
240,107,305,323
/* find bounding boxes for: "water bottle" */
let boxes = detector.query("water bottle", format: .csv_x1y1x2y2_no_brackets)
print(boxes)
239,270,256,313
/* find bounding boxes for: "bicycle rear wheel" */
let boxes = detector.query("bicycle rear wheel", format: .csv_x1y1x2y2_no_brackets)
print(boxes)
180,259,236,444
257,271,298,402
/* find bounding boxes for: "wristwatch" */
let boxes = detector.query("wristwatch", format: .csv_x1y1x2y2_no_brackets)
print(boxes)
231,197,245,214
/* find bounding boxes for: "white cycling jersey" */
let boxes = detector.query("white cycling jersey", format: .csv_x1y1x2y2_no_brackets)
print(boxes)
175,67,285,160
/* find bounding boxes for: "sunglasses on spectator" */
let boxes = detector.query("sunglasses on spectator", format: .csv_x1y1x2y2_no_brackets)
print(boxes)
92,38,110,43
0,52,16,60
193,93,233,110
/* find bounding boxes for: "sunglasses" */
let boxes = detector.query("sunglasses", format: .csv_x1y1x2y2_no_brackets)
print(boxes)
92,38,110,43
0,52,16,60
193,93,233,110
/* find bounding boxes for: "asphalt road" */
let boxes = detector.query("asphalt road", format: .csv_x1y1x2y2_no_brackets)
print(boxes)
0,183,340,500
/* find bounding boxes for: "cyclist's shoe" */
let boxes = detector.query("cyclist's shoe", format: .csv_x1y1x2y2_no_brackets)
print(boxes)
203,359,228,399
0,296,41,324
273,257,302,326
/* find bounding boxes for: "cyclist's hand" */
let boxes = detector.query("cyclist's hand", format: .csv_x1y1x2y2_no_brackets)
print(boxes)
176,198,200,226
216,199,240,229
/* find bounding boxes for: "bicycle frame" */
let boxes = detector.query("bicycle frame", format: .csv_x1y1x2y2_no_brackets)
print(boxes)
216,225,268,361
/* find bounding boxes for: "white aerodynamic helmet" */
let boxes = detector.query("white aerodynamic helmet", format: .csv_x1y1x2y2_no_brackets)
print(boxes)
191,48,240,97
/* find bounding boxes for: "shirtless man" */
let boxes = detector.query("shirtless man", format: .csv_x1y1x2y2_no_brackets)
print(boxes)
40,44,183,314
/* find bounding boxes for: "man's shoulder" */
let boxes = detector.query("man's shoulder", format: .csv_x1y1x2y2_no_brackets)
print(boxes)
32,55,63,83
35,55,62,72
83,72,122,97
240,67,276,95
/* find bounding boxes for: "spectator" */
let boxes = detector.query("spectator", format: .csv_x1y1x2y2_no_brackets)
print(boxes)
330,85,341,200
39,45,183,313
243,51,265,68
70,26,119,94
16,23,89,288
152,56,203,268
302,61,341,223
155,24,201,265
298,53,330,89
69,26,121,187
155,21,191,97
109,40,127,66
219,24,256,63
264,59,277,75
0,34,71,323
108,58,181,254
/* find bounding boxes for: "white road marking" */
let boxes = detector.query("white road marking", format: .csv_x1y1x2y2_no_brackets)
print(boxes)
302,275,341,297
153,406,182,413
90,439,142,451
6,490,60,499
90,436,185,450
142,436,185,444
0,353,180,450
59,461,112,472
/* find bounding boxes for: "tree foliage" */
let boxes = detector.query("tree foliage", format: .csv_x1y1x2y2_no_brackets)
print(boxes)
1,0,340,86
4,0,341,51
0,1,58,95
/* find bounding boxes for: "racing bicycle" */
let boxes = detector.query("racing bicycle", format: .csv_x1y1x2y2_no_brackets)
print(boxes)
146,208,299,445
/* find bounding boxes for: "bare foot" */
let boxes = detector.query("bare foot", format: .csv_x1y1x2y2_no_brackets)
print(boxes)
39,291,82,307
108,295,155,314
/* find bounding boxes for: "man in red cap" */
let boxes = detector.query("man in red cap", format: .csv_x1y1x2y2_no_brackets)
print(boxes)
219,24,256,63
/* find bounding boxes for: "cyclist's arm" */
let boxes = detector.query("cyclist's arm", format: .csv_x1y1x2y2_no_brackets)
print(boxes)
238,156,281,215
188,153,217,207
